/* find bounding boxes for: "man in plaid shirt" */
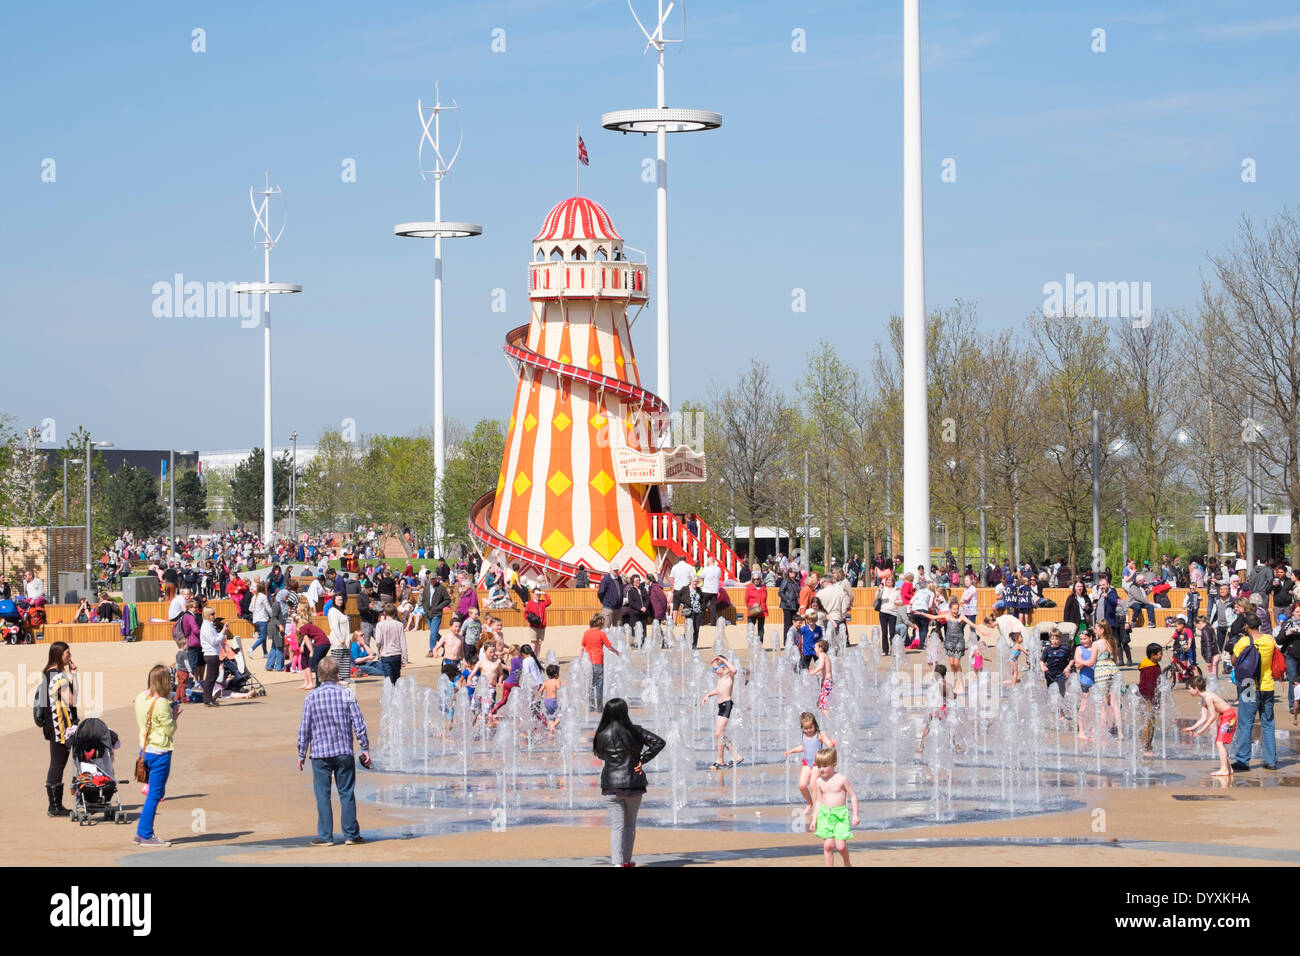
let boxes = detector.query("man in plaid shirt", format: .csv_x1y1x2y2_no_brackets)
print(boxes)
297,655,370,845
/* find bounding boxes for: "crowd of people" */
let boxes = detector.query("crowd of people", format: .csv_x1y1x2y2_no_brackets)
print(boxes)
28,522,1300,863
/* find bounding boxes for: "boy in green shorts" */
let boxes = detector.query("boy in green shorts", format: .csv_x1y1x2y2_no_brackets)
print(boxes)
809,747,860,867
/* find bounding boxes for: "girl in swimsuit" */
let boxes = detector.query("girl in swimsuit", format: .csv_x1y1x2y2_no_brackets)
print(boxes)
809,639,834,713
1067,628,1096,738
784,712,836,823
1090,625,1124,742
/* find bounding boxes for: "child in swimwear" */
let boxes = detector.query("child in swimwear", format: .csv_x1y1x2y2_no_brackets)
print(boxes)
809,639,834,713
701,655,744,770
971,640,984,675
809,747,860,867
784,711,836,822
490,645,524,716
918,663,952,753
437,660,460,738
1184,673,1237,777
1005,631,1026,687
469,642,502,725
540,664,561,738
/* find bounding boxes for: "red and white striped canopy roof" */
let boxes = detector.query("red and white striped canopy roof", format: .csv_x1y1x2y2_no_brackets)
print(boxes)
534,196,622,242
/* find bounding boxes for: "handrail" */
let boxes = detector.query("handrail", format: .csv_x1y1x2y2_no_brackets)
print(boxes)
503,324,667,416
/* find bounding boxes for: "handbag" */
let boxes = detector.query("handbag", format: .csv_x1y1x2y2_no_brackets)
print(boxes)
1271,643,1287,681
873,592,883,612
134,698,158,783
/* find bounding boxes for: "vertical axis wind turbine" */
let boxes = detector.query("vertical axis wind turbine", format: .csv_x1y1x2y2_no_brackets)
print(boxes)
601,0,720,448
395,83,483,556
234,174,302,545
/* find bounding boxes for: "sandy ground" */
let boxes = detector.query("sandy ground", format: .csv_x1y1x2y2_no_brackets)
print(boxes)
3,624,1295,867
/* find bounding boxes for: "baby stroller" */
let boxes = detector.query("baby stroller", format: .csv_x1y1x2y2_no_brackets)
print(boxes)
66,717,129,826
216,640,267,698
0,599,27,645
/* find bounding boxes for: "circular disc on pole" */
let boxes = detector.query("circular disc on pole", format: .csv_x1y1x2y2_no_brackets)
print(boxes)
395,221,483,238
601,108,722,134
232,282,303,294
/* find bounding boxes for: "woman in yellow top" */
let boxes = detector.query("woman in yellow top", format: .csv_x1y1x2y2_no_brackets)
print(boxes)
134,664,181,847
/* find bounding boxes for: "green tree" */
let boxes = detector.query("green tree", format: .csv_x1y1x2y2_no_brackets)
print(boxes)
228,448,293,532
298,430,362,531
442,418,506,552
702,364,799,561
175,470,208,531
99,463,166,537
364,434,437,530
798,342,856,564
0,426,56,526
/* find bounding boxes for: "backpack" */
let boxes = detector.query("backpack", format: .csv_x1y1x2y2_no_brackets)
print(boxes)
33,675,50,729
1234,634,1261,686
172,615,188,648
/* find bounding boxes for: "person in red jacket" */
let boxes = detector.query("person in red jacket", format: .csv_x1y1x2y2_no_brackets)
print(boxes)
226,574,248,606
1137,643,1164,756
745,576,769,647
524,587,551,658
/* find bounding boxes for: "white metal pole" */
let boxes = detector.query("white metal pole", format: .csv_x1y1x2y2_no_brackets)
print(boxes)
263,242,274,545
656,25,670,444
433,105,446,557
85,435,92,588
902,0,930,574
291,432,298,541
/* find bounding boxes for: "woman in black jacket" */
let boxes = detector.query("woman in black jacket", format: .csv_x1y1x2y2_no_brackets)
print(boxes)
593,698,665,867
1062,579,1094,640
778,569,800,643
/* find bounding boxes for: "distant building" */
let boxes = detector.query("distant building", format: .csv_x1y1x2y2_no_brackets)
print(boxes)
40,448,200,477
199,446,318,475
1210,513,1292,563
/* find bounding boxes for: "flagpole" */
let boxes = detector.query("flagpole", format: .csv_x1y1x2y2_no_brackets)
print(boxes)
576,123,580,195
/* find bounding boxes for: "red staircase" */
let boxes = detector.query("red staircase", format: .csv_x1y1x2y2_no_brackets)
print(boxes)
649,512,744,581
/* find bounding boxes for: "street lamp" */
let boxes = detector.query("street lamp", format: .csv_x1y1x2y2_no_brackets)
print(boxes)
85,439,113,591
395,84,483,556
233,173,304,548
601,0,722,445
63,457,83,520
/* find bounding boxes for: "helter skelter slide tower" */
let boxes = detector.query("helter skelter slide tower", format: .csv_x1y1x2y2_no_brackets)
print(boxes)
467,0,737,586
467,197,741,586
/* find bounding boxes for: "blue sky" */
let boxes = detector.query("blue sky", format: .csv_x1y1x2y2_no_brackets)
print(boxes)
2,0,1297,451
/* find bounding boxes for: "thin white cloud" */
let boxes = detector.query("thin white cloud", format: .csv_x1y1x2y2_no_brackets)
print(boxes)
1199,14,1300,38
922,29,999,71
985,87,1287,131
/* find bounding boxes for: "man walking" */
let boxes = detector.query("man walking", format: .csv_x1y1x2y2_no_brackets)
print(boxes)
669,555,693,615
421,574,451,658
374,602,408,685
597,565,624,629
1229,611,1277,772
700,556,721,626
297,656,369,845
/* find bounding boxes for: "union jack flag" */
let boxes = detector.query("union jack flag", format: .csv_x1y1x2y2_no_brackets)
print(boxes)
577,135,589,166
